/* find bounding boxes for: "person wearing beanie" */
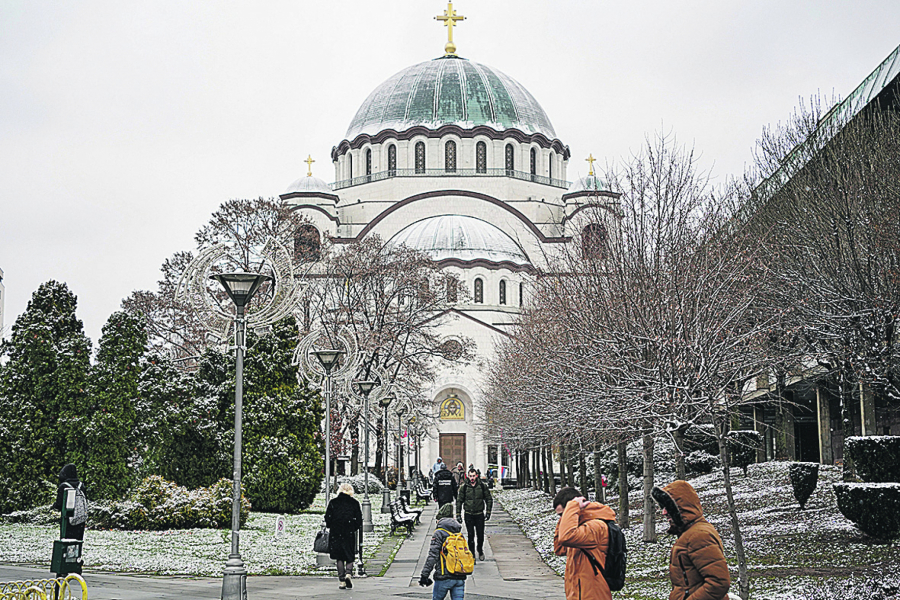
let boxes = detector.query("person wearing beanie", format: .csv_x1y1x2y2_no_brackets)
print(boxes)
420,501,467,599
652,480,730,600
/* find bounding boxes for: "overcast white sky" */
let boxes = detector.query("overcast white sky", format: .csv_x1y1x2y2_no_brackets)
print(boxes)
2,1,899,345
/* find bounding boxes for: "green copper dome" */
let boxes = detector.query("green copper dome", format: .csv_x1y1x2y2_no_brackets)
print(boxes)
344,56,556,141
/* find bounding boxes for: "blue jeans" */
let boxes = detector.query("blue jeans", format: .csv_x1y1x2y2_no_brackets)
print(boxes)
432,578,465,600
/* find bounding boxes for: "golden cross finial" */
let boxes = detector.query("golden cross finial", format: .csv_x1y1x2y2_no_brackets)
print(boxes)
585,153,597,176
304,154,315,177
435,2,465,56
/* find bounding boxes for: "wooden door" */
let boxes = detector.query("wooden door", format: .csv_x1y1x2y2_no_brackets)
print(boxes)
439,434,466,470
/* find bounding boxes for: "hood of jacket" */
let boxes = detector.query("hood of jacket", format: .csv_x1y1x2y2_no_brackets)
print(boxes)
436,516,462,533
578,501,616,524
58,464,78,482
652,480,704,535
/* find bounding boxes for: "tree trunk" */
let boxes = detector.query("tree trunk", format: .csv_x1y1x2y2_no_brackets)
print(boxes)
617,439,629,528
594,442,604,503
559,444,567,487
642,433,656,542
547,444,558,495
839,366,856,481
579,448,588,495
542,444,551,494
568,445,578,490
374,418,383,482
350,415,360,476
673,424,687,481
532,449,540,489
717,416,749,600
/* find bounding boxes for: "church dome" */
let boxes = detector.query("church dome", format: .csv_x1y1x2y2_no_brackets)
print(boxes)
284,175,334,196
564,174,618,199
388,214,530,266
344,56,556,141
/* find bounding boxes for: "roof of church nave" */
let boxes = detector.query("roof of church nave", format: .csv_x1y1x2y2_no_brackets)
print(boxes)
387,214,531,267
343,56,557,144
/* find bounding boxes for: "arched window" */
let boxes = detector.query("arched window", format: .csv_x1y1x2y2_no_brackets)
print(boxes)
476,141,487,174
548,152,554,181
519,282,525,306
388,144,397,176
415,141,426,174
505,144,515,175
446,279,458,303
499,280,506,305
365,148,372,179
530,147,537,180
445,140,457,172
582,223,608,260
474,278,484,304
294,224,321,262
347,153,353,180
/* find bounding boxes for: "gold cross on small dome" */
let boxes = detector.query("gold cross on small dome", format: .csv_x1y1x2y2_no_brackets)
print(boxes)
305,155,315,177
435,2,465,56
586,154,597,176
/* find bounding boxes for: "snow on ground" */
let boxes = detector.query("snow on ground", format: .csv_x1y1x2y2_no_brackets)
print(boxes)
496,461,900,600
0,493,393,576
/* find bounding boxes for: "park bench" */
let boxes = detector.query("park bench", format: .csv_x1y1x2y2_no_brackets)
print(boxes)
414,479,432,504
389,499,416,536
400,494,424,523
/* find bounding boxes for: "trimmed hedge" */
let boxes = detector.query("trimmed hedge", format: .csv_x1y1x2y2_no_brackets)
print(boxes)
330,473,385,495
727,430,763,476
684,450,720,474
845,436,900,483
789,462,819,509
833,482,900,539
92,476,250,530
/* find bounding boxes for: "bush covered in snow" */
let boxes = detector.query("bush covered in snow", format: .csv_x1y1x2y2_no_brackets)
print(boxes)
684,450,720,474
91,476,250,530
329,473,385,495
726,430,762,476
789,462,819,509
790,572,900,599
846,436,900,483
833,482,900,538
0,505,58,525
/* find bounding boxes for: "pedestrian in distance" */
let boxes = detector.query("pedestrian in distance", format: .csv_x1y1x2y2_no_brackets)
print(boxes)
452,462,465,487
432,456,444,475
325,482,363,590
456,467,492,562
433,462,458,508
553,486,617,600
420,502,468,600
652,480,731,600
51,463,87,541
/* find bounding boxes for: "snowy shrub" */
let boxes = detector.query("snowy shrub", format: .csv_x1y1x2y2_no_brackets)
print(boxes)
243,436,321,513
0,504,58,525
845,436,900,483
791,573,900,600
726,430,762,476
833,482,900,538
789,462,819,509
92,476,250,530
596,436,677,491
684,450,720,474
683,424,719,456
330,473,385,495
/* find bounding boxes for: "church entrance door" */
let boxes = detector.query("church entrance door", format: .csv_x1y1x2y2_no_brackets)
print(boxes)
440,434,466,470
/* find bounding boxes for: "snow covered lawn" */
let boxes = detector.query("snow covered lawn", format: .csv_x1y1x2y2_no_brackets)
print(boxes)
497,462,900,599
0,493,393,576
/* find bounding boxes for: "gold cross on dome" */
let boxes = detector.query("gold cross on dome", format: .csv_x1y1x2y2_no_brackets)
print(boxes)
435,2,465,56
305,155,315,177
585,153,597,176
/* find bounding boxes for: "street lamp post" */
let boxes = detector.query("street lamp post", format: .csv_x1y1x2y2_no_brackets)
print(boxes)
396,406,406,493
312,349,344,567
379,394,394,512
211,272,271,600
354,380,377,532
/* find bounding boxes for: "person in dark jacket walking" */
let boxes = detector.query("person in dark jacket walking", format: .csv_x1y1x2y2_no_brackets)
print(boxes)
419,502,467,600
51,463,86,541
652,480,731,600
433,463,457,507
456,467,492,562
325,483,363,590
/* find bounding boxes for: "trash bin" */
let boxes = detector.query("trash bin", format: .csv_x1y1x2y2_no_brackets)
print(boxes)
399,489,411,504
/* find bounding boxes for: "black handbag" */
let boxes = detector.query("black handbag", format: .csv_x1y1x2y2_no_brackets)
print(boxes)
313,527,330,553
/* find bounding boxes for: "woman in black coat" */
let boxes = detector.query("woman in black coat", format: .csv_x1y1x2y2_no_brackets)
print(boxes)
324,482,362,589
51,463,87,540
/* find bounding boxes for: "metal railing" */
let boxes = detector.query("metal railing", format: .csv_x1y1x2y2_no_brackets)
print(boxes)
332,167,570,190
0,574,88,600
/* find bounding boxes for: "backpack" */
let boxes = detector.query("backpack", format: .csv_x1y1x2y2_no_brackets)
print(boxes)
65,482,88,526
581,519,627,592
437,529,475,576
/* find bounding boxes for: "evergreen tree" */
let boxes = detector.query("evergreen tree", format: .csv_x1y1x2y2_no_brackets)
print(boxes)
0,281,91,512
72,311,147,500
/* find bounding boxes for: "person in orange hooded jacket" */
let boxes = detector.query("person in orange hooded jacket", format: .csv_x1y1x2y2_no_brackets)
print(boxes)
652,480,731,600
552,486,617,600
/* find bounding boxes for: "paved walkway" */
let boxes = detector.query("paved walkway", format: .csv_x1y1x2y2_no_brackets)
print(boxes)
0,495,562,599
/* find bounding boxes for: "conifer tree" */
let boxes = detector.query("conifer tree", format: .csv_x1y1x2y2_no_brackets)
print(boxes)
0,281,91,511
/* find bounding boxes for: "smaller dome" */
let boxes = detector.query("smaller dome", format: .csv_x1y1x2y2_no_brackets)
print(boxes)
388,215,530,266
284,175,334,195
565,174,613,196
